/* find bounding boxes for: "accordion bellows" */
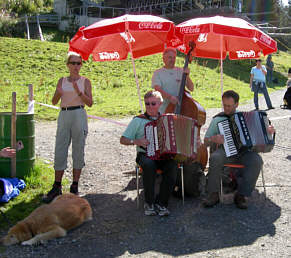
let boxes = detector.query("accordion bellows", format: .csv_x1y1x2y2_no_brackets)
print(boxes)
145,114,199,161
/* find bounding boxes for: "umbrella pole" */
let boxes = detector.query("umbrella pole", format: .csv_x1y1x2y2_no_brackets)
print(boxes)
125,23,143,113
220,35,223,109
125,21,143,113
220,59,223,96
130,54,144,113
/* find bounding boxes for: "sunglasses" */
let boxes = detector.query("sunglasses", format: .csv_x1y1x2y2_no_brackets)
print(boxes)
145,102,158,106
68,62,82,65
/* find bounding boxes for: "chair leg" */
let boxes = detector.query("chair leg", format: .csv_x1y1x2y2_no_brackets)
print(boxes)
219,177,224,203
180,164,184,205
261,166,267,200
136,165,140,209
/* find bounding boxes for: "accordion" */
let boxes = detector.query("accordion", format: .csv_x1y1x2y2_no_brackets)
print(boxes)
145,114,199,161
217,111,275,157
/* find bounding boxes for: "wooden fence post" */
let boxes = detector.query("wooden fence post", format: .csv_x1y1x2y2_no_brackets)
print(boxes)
11,92,17,178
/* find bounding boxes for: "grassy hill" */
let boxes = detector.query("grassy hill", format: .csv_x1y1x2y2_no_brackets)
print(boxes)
0,37,290,120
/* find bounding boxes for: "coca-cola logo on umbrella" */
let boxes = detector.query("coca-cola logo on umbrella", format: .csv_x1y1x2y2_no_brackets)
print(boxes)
180,26,200,34
138,22,163,30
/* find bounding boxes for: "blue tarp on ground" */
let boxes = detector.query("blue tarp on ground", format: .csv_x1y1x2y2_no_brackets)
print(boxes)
0,178,26,203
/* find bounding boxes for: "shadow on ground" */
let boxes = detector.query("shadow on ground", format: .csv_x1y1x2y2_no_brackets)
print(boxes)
2,188,279,258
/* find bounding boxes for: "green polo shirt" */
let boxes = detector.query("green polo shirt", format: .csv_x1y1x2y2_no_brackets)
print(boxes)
122,117,151,153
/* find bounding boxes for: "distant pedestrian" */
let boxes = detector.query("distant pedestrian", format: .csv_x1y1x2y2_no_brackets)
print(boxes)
266,55,274,84
250,59,274,110
286,68,291,88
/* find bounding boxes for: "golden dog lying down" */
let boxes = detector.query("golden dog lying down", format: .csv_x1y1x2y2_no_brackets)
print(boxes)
1,193,92,246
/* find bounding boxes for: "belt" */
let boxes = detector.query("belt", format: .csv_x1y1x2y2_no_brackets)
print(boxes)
61,105,84,111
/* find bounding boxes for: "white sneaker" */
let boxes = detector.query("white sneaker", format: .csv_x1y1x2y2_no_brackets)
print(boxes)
155,204,170,216
144,203,157,216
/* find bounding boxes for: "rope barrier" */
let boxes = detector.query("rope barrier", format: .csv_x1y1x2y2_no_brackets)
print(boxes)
35,102,128,127
34,101,291,128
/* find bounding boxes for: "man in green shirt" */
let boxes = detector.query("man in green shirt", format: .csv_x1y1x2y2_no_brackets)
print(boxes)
203,90,275,209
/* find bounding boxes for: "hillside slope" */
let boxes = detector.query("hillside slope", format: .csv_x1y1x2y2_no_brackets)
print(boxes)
0,37,290,120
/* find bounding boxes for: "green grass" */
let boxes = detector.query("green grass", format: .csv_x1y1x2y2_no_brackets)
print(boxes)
1,37,290,120
0,158,69,230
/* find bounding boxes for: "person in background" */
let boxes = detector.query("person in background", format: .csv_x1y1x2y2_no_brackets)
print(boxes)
43,52,93,203
286,68,291,88
0,147,16,158
202,90,275,209
250,59,274,110
152,47,194,114
266,55,274,84
120,90,178,216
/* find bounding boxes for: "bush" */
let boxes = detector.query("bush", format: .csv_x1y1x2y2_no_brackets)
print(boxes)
0,17,25,38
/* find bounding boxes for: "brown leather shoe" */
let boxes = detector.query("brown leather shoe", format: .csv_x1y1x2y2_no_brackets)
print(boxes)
234,193,248,209
203,192,219,208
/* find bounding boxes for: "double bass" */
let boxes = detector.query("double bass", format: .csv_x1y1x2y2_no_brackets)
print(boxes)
165,42,208,169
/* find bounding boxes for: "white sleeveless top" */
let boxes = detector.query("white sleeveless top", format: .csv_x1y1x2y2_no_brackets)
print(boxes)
60,76,86,108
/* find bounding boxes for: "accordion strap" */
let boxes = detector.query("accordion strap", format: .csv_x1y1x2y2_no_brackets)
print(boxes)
135,112,160,121
214,112,229,118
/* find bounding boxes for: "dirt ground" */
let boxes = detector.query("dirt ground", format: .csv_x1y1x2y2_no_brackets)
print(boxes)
0,89,290,257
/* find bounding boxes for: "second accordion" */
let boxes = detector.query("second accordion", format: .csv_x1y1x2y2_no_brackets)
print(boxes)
144,114,199,161
217,110,275,157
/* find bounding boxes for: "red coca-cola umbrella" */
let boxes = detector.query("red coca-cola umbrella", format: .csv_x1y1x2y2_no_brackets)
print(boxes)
69,14,175,112
173,15,277,94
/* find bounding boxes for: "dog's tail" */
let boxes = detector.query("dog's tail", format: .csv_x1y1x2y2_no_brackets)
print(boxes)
80,201,93,221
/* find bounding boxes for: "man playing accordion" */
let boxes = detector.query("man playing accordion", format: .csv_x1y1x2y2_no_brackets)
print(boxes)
203,90,275,209
120,90,178,216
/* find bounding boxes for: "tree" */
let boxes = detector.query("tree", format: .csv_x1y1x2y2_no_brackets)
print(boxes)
0,0,53,16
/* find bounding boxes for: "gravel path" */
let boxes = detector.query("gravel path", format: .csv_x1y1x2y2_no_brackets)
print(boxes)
1,89,291,257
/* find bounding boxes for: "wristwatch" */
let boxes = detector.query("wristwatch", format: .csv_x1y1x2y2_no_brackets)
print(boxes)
130,139,134,145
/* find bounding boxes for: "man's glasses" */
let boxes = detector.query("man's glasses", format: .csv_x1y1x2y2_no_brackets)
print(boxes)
68,62,82,66
145,102,157,106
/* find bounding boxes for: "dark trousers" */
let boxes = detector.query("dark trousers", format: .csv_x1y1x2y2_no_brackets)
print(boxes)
136,153,178,207
207,148,263,197
252,81,273,109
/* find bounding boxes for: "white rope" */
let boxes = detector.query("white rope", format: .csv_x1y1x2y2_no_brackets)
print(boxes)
35,102,127,127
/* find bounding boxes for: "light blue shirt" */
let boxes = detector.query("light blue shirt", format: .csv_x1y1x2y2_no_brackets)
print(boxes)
205,116,228,139
122,117,151,153
251,65,267,83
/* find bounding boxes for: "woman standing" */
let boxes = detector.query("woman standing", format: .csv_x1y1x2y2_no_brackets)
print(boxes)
43,52,93,203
